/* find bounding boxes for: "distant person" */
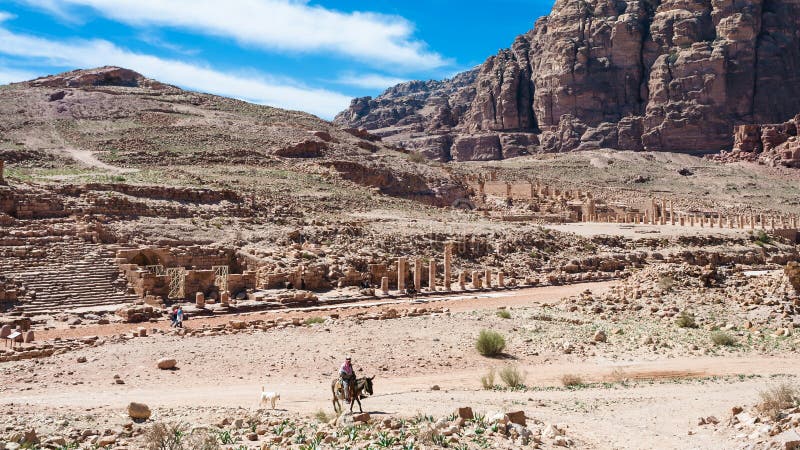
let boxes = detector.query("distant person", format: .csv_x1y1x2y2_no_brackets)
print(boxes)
339,357,357,402
175,306,184,328
169,306,179,327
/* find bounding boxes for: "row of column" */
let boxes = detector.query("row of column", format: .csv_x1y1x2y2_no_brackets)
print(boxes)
385,244,505,295
585,210,798,230
583,197,798,230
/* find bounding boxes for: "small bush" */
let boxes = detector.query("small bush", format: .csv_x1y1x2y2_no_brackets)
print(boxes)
476,330,506,357
758,383,800,418
675,310,698,328
657,275,674,291
499,365,526,388
304,316,325,325
314,409,330,423
561,374,584,387
407,152,427,164
480,368,496,389
144,423,219,450
496,309,511,319
754,230,772,246
711,331,736,346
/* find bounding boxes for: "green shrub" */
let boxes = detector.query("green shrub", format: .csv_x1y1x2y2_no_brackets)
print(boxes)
675,310,698,328
499,365,526,388
496,309,511,319
711,331,736,346
476,330,506,357
304,316,325,325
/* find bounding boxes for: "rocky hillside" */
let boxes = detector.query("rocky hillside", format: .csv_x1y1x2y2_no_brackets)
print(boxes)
0,66,466,206
335,0,800,161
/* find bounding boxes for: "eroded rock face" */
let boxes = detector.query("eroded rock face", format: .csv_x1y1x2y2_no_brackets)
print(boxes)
335,0,800,159
717,114,800,167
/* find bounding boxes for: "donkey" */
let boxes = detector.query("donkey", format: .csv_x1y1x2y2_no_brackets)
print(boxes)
331,376,374,413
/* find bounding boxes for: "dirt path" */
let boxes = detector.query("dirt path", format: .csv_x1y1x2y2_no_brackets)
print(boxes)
3,355,795,449
37,281,613,340
59,147,137,174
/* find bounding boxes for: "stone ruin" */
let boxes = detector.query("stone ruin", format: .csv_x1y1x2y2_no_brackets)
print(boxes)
464,171,799,235
116,246,257,306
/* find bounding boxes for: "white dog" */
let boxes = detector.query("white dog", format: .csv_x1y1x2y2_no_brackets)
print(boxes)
259,387,280,409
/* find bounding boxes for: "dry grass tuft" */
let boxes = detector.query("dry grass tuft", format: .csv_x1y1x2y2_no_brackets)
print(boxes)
561,374,584,387
499,365,526,388
480,368,496,390
711,331,736,346
757,383,800,419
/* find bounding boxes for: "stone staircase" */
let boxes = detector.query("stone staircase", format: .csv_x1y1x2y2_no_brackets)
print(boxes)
0,232,137,314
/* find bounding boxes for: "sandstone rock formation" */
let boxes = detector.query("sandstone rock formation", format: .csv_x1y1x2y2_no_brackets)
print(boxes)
717,114,800,168
336,0,800,160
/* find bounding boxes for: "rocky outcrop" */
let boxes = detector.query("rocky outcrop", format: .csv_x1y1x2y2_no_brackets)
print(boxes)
29,66,163,89
713,114,800,167
335,0,800,160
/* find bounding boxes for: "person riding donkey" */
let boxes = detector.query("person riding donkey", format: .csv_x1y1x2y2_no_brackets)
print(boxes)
339,357,357,402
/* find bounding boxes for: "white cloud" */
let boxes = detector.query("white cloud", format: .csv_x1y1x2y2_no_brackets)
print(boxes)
0,27,352,118
0,11,16,22
0,67,37,85
334,72,408,90
23,0,448,70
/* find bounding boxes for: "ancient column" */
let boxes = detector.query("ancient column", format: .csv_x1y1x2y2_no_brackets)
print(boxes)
690,215,695,227
761,214,766,230
529,183,536,199
414,258,423,291
397,257,407,291
220,291,230,307
195,292,205,309
444,243,453,291
771,216,776,230
458,271,466,290
472,271,482,289
670,201,675,225
793,216,798,229
428,259,436,291
498,272,505,288
680,216,685,226
0,159,4,185
660,200,667,225
585,198,596,222
750,215,755,230
478,180,485,198
780,216,786,229
484,269,492,288
505,182,512,200
381,276,389,295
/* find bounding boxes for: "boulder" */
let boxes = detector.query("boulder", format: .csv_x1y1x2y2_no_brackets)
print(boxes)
127,402,151,420
506,410,526,426
457,407,474,420
156,358,177,370
593,330,607,342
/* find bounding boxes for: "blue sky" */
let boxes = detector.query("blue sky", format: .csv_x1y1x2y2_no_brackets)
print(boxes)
0,0,553,118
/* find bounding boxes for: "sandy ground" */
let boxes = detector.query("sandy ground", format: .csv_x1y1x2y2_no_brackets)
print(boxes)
543,222,753,238
2,282,798,449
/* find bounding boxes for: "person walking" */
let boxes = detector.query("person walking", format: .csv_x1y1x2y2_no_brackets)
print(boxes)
175,306,184,328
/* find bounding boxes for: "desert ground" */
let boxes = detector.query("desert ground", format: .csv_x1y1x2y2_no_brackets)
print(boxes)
1,69,800,449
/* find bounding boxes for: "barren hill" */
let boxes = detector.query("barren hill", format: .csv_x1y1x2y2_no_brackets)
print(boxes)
335,0,800,161
0,66,466,206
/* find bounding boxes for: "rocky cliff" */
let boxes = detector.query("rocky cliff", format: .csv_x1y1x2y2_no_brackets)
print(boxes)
335,0,800,161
